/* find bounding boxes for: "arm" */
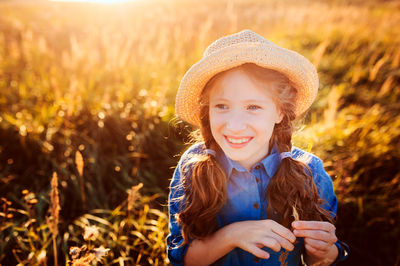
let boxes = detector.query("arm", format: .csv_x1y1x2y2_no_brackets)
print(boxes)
183,223,236,266
185,219,298,265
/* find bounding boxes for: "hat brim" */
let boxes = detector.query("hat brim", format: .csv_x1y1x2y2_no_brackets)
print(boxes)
175,42,318,126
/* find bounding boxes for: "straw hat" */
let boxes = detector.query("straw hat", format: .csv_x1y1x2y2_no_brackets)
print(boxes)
175,29,319,127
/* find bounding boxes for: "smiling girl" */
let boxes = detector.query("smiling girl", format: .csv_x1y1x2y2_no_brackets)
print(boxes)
167,30,349,266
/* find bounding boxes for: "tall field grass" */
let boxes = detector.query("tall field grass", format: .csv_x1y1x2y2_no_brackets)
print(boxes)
0,0,399,264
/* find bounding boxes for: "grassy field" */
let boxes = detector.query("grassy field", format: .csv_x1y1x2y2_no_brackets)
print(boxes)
0,0,399,265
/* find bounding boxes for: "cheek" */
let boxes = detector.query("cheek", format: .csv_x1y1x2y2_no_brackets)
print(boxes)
252,114,278,133
209,111,225,130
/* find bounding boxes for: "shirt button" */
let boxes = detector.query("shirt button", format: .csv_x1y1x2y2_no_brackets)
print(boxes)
256,177,259,183
254,256,260,262
255,165,261,170
253,203,259,209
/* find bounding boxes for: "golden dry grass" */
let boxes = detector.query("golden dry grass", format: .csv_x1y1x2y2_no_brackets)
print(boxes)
0,0,399,264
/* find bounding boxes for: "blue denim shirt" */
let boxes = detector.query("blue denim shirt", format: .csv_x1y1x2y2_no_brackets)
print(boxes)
167,142,349,265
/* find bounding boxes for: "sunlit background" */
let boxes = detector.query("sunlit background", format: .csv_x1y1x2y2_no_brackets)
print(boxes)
0,0,399,265
51,0,135,3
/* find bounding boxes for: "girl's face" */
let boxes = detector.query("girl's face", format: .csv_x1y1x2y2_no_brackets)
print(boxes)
208,68,283,171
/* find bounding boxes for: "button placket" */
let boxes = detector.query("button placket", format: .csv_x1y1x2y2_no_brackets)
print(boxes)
253,164,261,184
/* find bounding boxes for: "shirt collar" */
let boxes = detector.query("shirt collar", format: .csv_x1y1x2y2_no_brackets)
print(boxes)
217,143,282,179
260,144,281,177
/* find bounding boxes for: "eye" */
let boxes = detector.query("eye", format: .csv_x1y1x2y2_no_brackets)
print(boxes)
215,104,228,110
247,105,262,110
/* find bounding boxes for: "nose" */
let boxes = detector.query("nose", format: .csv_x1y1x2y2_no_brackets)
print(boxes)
225,113,248,133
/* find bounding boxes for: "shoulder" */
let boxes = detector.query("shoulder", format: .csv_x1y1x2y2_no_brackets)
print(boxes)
181,142,206,159
169,142,206,204
291,146,322,167
291,146,338,214
171,142,206,183
291,146,332,184
177,142,206,170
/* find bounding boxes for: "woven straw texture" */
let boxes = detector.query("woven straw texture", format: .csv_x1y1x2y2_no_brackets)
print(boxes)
175,29,319,126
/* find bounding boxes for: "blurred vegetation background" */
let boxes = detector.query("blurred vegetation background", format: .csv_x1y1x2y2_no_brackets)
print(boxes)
0,0,399,265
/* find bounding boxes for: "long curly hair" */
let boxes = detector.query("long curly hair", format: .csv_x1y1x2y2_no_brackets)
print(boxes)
175,63,334,246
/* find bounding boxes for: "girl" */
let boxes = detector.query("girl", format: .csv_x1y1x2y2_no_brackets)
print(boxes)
167,30,349,266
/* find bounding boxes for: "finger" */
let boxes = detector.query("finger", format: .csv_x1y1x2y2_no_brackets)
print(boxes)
256,243,263,249
304,238,331,252
259,237,281,252
266,220,296,243
247,244,270,259
266,233,295,251
305,243,328,258
292,221,335,233
293,229,337,244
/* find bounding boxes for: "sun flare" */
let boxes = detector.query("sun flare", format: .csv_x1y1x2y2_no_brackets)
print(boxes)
50,0,135,3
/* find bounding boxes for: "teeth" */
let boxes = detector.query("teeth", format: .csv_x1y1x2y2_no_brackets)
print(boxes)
227,137,251,144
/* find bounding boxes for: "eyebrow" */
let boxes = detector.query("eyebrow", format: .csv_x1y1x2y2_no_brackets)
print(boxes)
211,98,268,104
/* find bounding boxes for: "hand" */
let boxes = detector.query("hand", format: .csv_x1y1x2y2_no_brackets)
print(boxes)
229,219,296,259
291,221,338,264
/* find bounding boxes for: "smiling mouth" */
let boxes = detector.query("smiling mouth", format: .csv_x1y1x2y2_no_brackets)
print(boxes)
224,135,253,146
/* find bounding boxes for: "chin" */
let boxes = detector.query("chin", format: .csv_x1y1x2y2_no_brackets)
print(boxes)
223,149,250,161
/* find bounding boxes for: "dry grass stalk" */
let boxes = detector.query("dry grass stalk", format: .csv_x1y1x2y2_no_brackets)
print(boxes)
127,182,143,215
279,204,300,266
91,246,111,261
37,250,47,265
71,253,96,266
292,205,300,221
323,85,341,128
75,150,86,209
46,172,61,266
69,224,110,264
83,224,99,241
312,39,329,69
69,244,110,265
75,150,84,177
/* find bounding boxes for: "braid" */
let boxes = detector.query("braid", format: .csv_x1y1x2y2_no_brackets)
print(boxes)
267,115,334,228
176,93,227,245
